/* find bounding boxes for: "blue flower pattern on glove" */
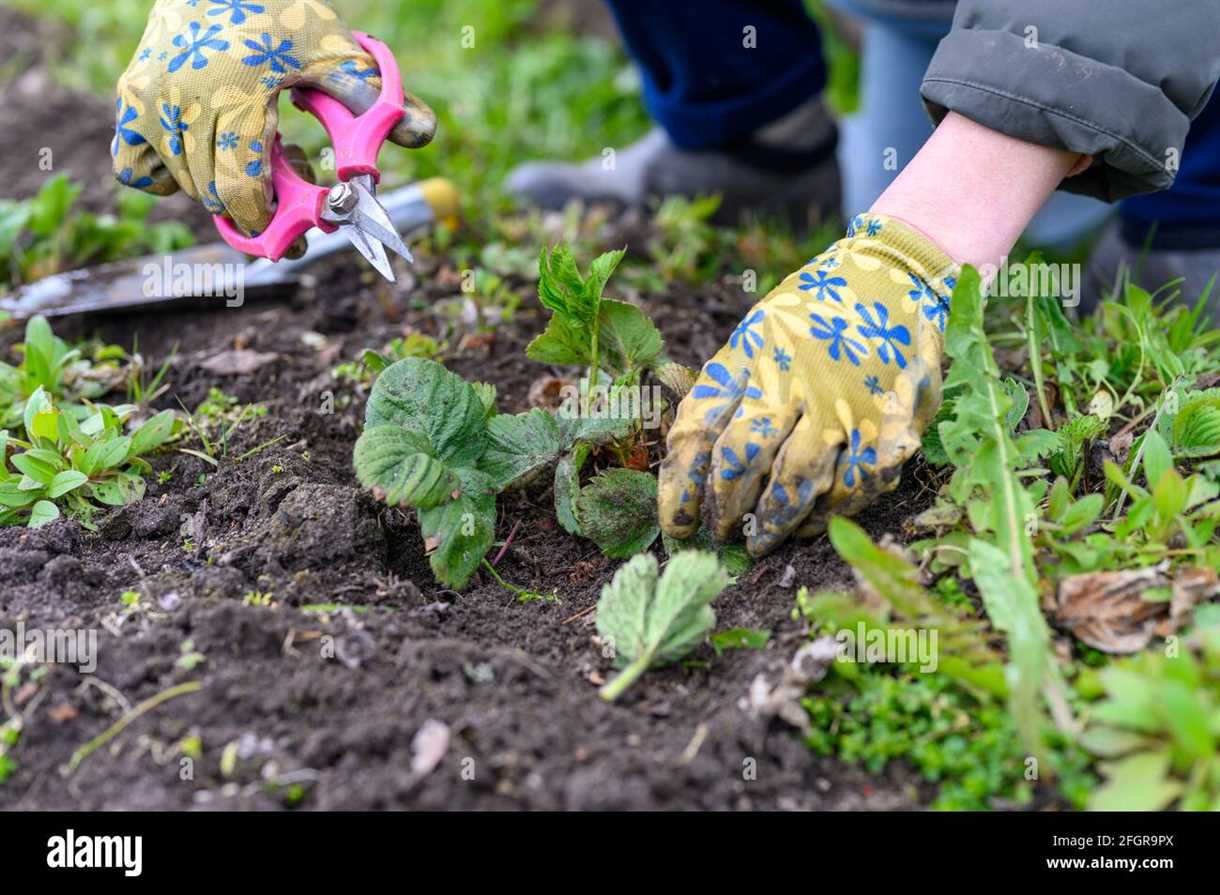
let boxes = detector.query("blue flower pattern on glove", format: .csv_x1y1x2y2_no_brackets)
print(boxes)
208,0,265,25
112,99,146,157
169,22,229,73
691,363,762,424
842,429,877,488
810,313,869,366
242,33,302,73
729,309,765,358
159,103,189,156
720,443,760,481
798,266,846,303
117,168,154,189
856,301,911,368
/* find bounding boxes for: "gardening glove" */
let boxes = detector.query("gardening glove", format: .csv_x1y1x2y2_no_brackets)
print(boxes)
111,0,436,236
659,213,959,557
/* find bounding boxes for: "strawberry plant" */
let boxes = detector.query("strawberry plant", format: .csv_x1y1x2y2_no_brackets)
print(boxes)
355,244,694,585
595,549,729,701
353,356,648,588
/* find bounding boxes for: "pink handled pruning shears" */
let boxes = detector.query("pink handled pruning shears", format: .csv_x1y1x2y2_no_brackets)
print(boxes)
213,31,413,281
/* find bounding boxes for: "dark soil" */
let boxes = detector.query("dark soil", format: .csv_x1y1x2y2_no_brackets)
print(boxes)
0,9,944,811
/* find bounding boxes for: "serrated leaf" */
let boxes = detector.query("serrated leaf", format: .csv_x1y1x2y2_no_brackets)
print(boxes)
417,467,497,589
525,314,589,367
574,468,659,558
365,358,488,468
555,385,638,447
353,426,457,509
553,444,589,537
597,299,663,377
596,550,729,700
479,408,564,492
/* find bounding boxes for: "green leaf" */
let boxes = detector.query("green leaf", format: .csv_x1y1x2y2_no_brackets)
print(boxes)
82,435,131,475
709,627,770,656
47,470,88,499
1088,751,1182,811
597,300,664,377
555,388,637,446
661,526,753,577
417,467,497,589
11,452,57,485
90,471,145,507
28,499,60,528
353,426,458,510
1142,429,1173,490
128,410,176,457
27,174,81,238
525,314,589,367
968,538,1070,754
364,358,487,468
574,468,660,558
1155,678,1213,761
1152,469,1187,521
0,482,39,508
479,409,564,492
553,444,589,537
596,550,729,700
1059,493,1104,534
1078,726,1151,758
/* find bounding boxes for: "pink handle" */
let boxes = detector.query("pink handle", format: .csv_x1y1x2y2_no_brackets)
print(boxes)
214,137,333,260
292,32,405,184
212,32,406,261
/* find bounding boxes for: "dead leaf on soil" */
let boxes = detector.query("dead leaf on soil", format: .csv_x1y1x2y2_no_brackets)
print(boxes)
199,349,279,376
1054,566,1220,653
1109,429,1134,466
47,703,79,723
739,637,839,732
527,375,574,410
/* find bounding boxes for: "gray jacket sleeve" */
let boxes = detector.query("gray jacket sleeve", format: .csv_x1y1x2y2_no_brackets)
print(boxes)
920,1,1220,201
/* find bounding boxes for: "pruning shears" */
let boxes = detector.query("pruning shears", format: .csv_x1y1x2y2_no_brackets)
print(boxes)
213,31,413,281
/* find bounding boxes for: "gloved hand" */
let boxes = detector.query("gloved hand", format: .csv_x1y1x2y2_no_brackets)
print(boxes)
659,213,959,556
111,0,436,235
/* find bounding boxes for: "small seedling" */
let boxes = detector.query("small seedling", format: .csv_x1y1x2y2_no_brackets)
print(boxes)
595,550,729,701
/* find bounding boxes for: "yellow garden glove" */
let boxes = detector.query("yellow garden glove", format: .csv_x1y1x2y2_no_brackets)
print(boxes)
112,0,436,235
659,213,959,556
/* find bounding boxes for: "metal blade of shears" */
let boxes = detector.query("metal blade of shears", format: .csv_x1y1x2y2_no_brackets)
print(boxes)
348,175,415,265
340,219,396,282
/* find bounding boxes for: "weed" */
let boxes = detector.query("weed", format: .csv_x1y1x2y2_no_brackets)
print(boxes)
0,174,191,291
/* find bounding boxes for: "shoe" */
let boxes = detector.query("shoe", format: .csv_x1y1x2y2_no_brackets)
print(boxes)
505,98,841,229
